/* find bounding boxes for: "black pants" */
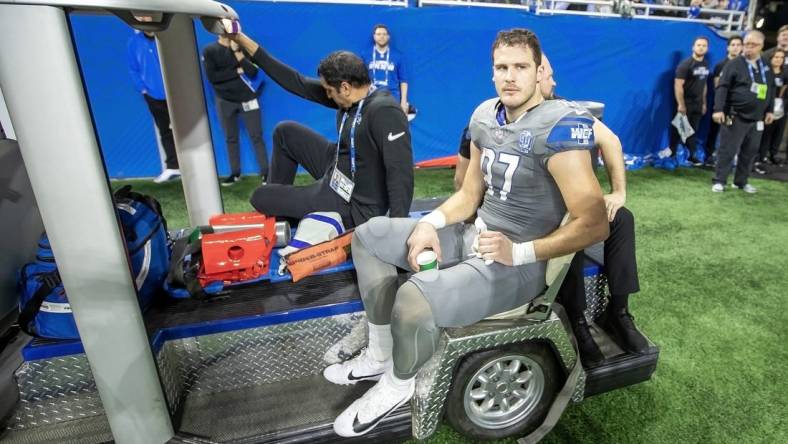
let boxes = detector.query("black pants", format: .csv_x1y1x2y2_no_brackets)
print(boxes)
143,95,178,169
669,105,703,159
558,207,639,321
713,117,762,186
216,96,268,176
250,121,353,228
705,120,720,161
758,117,786,161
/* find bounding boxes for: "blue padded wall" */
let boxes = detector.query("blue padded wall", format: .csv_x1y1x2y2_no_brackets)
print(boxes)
69,2,727,178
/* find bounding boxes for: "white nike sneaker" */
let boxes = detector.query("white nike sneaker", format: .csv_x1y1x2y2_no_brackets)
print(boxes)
333,370,414,437
323,348,390,385
323,320,369,364
153,168,181,184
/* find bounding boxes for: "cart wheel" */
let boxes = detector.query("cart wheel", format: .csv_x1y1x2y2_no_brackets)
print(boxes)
445,342,561,440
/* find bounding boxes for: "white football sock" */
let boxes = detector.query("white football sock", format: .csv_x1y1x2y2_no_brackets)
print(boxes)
384,368,415,391
367,322,393,362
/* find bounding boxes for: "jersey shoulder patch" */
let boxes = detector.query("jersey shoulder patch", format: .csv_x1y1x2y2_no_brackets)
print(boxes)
545,101,595,153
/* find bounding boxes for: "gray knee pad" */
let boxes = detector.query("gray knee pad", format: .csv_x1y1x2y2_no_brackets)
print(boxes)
353,217,414,269
391,282,441,379
352,232,398,324
354,216,394,252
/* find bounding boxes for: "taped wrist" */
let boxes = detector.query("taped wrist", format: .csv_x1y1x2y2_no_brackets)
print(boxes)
419,210,446,230
512,241,536,266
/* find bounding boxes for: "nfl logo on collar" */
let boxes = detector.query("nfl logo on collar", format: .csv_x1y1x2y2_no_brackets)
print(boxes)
517,130,534,154
494,127,505,143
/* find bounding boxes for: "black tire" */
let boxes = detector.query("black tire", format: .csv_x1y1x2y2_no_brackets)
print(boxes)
445,341,562,441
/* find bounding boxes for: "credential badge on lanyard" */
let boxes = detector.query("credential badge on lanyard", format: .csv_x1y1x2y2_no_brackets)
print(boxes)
330,97,367,203
747,57,768,101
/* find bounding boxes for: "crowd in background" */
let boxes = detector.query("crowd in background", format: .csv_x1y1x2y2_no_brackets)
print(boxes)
668,26,786,193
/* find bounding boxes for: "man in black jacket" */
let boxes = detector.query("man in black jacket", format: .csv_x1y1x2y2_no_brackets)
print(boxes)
705,35,743,166
203,34,268,186
229,25,413,229
712,31,775,194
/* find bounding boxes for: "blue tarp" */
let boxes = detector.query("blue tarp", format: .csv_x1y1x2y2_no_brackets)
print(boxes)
69,2,727,178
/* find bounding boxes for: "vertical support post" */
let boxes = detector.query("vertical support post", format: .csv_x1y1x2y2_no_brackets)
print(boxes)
156,14,223,226
0,6,173,444
0,86,14,139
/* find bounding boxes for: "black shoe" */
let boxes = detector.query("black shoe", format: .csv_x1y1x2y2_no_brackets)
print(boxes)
599,307,649,354
753,163,767,175
571,317,605,368
221,174,240,187
689,158,703,167
260,174,268,185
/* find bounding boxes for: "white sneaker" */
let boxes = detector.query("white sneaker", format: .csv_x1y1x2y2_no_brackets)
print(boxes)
323,320,369,364
732,183,757,194
333,369,414,437
711,183,724,193
153,169,181,183
323,348,390,385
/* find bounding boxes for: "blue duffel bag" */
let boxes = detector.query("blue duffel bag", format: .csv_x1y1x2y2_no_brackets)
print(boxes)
17,186,170,340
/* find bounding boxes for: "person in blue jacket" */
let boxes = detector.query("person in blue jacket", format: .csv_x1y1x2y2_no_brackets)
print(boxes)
127,30,180,183
364,24,410,115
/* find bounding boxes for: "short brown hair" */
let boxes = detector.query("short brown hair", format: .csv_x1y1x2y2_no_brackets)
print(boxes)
491,28,542,67
778,25,788,35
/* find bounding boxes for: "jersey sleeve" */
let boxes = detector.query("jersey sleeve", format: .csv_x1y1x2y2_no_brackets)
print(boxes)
543,105,595,160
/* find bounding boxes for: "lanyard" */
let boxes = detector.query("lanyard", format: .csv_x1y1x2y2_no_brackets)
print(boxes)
371,47,390,86
335,97,367,180
745,57,767,84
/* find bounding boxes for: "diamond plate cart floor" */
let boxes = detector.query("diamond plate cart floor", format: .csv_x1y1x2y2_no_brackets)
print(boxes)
0,414,112,444
175,374,410,443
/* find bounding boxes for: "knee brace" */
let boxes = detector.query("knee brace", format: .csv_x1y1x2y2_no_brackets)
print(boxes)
352,232,398,324
391,282,441,379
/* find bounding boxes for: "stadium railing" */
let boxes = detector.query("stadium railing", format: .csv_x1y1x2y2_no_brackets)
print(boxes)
249,0,409,6
417,0,746,32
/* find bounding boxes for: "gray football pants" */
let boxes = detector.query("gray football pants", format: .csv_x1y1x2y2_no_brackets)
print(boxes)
353,217,546,379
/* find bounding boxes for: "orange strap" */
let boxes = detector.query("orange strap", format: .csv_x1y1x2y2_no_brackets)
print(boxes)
286,230,354,282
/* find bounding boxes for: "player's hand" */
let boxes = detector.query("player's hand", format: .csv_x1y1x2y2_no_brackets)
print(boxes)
604,192,625,222
221,18,240,36
678,104,687,115
477,231,514,266
407,222,442,271
712,112,725,125
230,40,240,52
765,113,775,125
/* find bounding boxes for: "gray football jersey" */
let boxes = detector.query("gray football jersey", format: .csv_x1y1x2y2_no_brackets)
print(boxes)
468,98,595,243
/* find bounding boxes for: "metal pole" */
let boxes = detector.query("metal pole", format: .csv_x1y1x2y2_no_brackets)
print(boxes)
156,14,223,226
746,0,756,31
0,5,173,444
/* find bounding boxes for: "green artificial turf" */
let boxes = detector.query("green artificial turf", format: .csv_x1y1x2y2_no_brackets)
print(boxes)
113,167,788,444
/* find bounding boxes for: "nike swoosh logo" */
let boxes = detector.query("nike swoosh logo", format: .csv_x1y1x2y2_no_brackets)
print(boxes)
387,131,405,142
352,401,402,433
347,371,384,381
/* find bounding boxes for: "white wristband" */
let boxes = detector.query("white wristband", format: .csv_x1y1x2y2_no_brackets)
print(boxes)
419,210,446,230
512,241,536,266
